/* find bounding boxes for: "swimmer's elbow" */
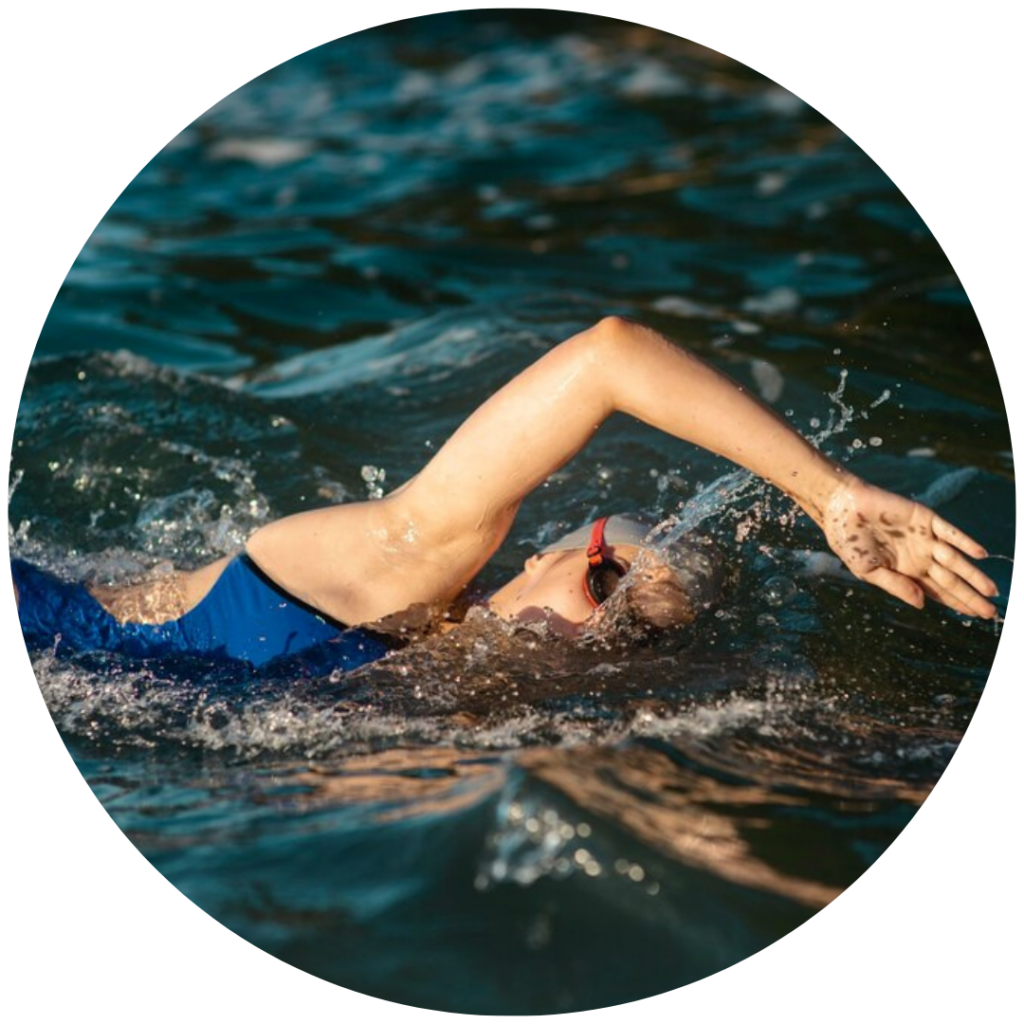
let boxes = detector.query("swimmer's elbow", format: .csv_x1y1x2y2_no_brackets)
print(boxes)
585,315,665,362
582,315,637,353
557,316,644,387
592,314,636,338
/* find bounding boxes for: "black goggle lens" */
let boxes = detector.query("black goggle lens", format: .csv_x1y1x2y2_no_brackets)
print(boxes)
587,561,627,604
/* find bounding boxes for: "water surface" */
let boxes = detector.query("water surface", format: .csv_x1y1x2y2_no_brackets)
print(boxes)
10,10,1013,1013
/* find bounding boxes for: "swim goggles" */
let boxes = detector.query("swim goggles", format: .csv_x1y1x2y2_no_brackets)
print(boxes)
583,517,629,607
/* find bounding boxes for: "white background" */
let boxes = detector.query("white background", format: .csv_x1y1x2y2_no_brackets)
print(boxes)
2,2,1019,1020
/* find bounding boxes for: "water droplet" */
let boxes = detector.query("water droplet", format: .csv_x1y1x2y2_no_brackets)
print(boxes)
762,575,797,607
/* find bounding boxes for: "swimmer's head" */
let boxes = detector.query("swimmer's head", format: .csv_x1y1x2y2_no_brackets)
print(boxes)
609,535,723,635
486,513,722,638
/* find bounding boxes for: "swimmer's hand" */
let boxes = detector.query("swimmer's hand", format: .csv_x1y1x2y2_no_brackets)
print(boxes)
821,478,998,618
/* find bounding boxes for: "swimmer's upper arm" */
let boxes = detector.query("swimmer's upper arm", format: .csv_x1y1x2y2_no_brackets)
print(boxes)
389,319,618,545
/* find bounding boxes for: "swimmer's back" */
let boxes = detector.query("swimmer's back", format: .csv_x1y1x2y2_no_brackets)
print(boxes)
12,555,394,670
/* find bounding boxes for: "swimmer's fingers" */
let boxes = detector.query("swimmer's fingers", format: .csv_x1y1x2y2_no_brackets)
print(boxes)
930,514,988,560
927,562,998,619
933,542,999,600
863,566,924,610
863,563,994,618
918,577,978,618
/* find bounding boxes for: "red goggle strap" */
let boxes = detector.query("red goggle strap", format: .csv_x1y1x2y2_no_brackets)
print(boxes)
582,518,617,608
586,517,610,567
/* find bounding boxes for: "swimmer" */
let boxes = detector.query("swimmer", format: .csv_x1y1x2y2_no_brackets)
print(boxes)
11,317,999,670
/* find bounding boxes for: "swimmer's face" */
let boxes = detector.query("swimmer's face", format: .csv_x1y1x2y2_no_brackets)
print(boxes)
486,544,640,638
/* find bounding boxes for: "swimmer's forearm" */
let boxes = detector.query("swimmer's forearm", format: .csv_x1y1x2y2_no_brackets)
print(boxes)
601,318,850,525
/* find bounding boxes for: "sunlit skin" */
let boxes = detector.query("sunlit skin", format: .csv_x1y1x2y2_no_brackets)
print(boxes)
242,316,1000,625
17,317,999,632
486,544,639,638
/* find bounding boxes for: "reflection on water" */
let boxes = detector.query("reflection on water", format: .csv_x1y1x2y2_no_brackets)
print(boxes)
11,9,1012,1015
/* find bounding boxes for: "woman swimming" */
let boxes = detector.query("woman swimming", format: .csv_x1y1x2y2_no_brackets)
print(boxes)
12,317,999,670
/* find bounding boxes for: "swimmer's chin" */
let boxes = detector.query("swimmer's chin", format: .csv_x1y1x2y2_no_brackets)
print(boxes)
485,601,587,639
374,597,593,643
469,601,587,641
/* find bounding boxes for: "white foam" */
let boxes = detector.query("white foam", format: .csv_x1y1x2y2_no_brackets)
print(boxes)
741,286,801,316
208,137,315,168
751,359,785,403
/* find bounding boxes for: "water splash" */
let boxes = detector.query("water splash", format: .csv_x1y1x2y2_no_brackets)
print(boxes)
477,782,606,890
361,464,387,500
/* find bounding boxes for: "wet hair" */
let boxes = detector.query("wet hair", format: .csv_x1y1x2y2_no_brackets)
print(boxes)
623,569,698,630
601,537,723,639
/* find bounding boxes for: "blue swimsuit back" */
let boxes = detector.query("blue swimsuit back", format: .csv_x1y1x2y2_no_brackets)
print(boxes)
12,554,393,671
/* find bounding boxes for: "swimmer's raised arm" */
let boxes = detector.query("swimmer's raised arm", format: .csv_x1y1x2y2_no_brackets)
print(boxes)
395,316,997,617
250,316,996,623
403,316,842,526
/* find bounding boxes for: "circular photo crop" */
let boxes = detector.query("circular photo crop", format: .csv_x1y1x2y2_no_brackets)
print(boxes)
8,8,1013,1014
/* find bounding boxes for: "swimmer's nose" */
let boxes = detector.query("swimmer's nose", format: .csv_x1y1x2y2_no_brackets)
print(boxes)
523,554,545,574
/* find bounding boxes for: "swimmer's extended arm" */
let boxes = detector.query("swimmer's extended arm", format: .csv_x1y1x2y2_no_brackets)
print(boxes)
398,316,997,617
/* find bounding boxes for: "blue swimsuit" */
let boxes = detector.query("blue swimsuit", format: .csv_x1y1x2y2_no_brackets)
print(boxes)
12,554,394,671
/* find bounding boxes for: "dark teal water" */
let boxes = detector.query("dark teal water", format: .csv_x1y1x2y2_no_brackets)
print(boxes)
9,10,1013,1014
